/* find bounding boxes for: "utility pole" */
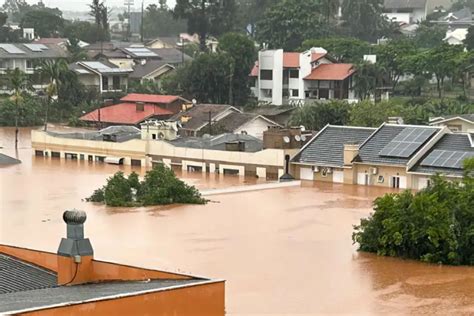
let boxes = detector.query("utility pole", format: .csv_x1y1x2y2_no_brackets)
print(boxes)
124,0,134,41
208,111,212,135
140,1,144,43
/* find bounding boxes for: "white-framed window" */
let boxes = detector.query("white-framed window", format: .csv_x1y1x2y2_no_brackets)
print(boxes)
26,60,34,69
0,60,6,69
291,89,299,97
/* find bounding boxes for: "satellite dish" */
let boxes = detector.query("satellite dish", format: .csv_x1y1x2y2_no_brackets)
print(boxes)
295,135,301,142
192,99,197,105
283,136,290,143
301,135,306,142
300,125,306,132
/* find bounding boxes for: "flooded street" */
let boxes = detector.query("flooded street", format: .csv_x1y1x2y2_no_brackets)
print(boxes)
2,127,474,315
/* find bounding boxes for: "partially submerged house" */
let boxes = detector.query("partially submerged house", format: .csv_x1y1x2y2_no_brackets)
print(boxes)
0,209,224,315
291,123,473,189
250,47,357,106
129,60,175,87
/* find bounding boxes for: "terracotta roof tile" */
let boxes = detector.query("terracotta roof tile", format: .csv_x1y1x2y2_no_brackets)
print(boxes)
120,93,179,104
80,103,173,125
304,64,355,81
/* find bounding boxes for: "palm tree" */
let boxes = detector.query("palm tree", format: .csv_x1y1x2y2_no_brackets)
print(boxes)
36,59,69,131
5,68,30,149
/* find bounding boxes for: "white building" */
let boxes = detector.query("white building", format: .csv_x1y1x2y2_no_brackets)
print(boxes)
383,0,428,24
250,47,357,106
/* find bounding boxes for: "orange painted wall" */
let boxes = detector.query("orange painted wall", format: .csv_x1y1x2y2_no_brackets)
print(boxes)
0,245,58,271
19,281,225,316
0,244,195,282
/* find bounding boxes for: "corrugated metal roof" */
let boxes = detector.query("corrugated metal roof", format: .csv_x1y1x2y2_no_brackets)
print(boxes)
292,125,376,167
0,254,57,294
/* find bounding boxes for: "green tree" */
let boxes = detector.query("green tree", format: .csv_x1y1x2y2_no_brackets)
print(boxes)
36,59,70,131
341,0,392,42
218,32,256,106
301,37,371,62
464,25,474,50
66,37,87,62
174,0,237,51
89,0,110,42
289,100,351,130
5,68,30,149
349,99,406,127
353,61,385,100
353,159,474,265
143,4,187,38
0,12,8,26
255,0,326,50
320,0,340,24
162,52,234,104
236,0,278,37
20,10,64,38
413,23,447,49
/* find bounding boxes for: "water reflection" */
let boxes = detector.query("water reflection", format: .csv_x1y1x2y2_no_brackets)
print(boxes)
1,127,474,315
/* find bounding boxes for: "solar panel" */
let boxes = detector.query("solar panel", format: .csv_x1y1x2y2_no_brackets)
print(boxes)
23,44,48,52
0,44,25,54
124,47,158,57
379,127,437,158
420,150,474,169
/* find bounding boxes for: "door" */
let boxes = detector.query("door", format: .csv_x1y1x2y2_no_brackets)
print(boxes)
300,167,314,181
391,176,400,189
357,172,368,185
333,170,344,183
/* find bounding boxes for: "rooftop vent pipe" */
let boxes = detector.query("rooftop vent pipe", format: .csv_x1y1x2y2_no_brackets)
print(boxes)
57,209,94,257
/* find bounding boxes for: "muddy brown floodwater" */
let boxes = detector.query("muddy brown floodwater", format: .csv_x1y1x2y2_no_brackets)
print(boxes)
2,127,474,315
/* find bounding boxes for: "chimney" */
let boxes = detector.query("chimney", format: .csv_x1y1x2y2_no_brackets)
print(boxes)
279,154,295,182
57,209,94,286
136,102,145,111
343,144,359,166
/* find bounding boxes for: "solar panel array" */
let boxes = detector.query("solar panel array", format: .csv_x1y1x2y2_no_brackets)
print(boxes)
0,44,25,54
379,127,436,158
421,150,474,169
23,44,48,52
124,47,158,57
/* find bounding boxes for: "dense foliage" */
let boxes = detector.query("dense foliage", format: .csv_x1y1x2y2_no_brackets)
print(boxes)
290,98,474,130
353,159,474,265
86,166,208,207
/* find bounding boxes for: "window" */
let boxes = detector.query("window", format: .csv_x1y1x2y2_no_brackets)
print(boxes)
291,89,299,97
282,90,289,97
260,69,273,80
0,60,6,69
152,133,157,140
102,76,109,91
113,76,120,90
26,60,34,69
289,69,299,78
261,89,272,98
377,175,384,183
391,176,400,189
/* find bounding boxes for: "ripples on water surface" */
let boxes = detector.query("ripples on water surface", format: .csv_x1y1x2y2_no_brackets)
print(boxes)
1,127,474,315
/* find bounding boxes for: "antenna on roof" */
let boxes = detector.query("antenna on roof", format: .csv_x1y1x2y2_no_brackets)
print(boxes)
300,125,306,132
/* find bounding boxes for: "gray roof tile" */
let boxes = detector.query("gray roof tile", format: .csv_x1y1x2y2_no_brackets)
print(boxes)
292,125,376,167
357,124,440,166
410,133,474,176
171,104,236,131
0,43,67,59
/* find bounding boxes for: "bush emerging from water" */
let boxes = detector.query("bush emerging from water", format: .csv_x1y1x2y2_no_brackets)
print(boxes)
86,165,208,206
353,158,474,265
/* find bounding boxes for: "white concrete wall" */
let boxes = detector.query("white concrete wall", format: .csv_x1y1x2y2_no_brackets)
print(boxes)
234,117,277,139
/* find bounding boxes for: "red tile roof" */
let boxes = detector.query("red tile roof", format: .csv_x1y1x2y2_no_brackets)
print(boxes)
34,38,67,45
120,93,180,104
250,63,259,77
304,64,355,81
80,103,173,125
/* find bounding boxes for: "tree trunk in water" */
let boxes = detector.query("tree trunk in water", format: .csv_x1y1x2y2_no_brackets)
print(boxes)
14,100,19,149
44,98,50,131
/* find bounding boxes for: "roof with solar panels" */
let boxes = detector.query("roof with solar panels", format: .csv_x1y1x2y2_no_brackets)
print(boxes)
409,133,474,177
0,43,67,59
354,123,444,166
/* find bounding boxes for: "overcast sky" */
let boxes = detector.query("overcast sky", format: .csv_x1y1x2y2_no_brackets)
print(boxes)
26,0,177,11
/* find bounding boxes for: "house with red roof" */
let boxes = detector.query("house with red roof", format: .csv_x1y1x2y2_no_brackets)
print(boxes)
80,93,190,126
249,47,357,106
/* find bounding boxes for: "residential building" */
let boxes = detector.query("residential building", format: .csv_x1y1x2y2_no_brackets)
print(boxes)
210,112,281,139
248,106,296,126
34,37,90,49
0,43,68,90
250,47,357,106
291,123,473,189
0,209,224,315
130,61,175,87
429,114,474,132
0,153,21,165
146,37,180,49
432,7,474,29
383,0,428,24
171,104,242,137
71,60,133,93
80,93,190,126
31,127,290,179
444,28,469,45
